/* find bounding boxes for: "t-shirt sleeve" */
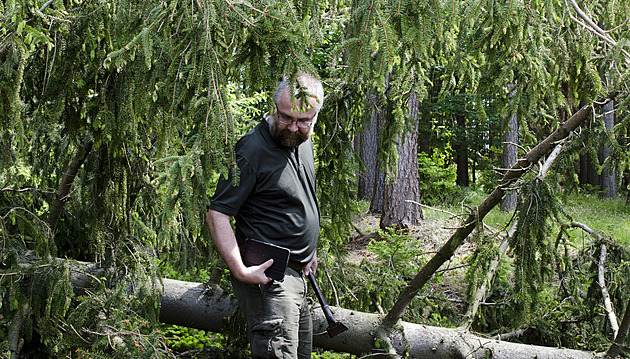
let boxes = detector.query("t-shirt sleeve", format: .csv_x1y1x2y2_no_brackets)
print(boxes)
209,155,256,217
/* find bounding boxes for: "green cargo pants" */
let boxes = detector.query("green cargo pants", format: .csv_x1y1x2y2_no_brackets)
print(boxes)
231,267,312,358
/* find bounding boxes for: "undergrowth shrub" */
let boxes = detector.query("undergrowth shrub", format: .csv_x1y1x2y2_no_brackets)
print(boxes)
320,228,458,327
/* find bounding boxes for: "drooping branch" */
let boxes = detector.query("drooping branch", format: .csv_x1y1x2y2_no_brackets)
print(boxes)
47,140,93,230
383,105,591,326
459,234,510,329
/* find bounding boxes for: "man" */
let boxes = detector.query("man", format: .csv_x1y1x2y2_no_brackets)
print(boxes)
206,72,323,358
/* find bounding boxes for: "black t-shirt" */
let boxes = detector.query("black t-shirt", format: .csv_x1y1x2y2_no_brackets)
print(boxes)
209,119,320,264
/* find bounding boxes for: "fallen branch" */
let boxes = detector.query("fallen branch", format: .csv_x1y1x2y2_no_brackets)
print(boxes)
568,222,620,339
459,235,510,330
597,243,619,338
384,105,591,327
494,327,528,341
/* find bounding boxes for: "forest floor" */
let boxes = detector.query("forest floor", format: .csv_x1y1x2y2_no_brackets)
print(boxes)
347,211,476,262
344,210,479,312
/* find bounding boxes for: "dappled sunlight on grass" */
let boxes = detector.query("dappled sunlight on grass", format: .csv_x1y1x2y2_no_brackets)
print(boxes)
421,188,630,246
563,194,630,245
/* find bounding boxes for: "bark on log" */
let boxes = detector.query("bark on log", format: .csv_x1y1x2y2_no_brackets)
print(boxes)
60,257,604,357
158,278,600,358
158,278,236,332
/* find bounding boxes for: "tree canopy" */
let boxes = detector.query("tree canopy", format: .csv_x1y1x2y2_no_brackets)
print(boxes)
1,0,630,357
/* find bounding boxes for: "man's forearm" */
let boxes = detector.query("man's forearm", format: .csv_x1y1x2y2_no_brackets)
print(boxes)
206,209,273,284
206,210,244,276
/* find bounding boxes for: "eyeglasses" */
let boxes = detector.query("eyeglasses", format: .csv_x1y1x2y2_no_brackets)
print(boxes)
275,105,315,129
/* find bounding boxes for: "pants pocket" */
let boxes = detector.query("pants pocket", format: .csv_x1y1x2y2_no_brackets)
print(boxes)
250,317,284,358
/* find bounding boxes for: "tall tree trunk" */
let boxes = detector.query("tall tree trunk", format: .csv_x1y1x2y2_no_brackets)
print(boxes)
500,113,518,211
587,154,600,187
578,155,588,185
370,172,385,214
579,153,600,189
454,114,469,187
158,277,598,358
156,278,597,358
380,92,423,230
47,140,94,230
34,254,602,359
356,89,384,213
578,116,600,189
600,99,617,198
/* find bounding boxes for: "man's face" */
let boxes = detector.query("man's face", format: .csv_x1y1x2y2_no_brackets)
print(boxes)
269,89,319,148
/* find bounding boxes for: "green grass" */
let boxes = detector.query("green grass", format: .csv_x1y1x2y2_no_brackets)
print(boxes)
426,188,630,245
563,193,630,244
423,188,514,231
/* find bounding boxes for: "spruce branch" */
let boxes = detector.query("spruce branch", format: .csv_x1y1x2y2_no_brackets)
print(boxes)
461,142,565,330
569,222,620,339
459,232,510,330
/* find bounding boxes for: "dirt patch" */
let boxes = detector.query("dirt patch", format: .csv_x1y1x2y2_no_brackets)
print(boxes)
347,212,477,264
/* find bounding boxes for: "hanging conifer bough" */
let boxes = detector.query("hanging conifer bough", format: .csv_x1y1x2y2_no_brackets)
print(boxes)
510,178,566,317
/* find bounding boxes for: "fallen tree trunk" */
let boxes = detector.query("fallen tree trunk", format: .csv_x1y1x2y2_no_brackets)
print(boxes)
158,278,600,358
38,249,600,357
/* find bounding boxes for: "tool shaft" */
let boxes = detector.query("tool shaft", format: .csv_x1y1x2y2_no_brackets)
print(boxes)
307,272,335,324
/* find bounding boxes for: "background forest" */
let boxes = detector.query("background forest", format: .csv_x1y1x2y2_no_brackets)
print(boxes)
1,0,630,357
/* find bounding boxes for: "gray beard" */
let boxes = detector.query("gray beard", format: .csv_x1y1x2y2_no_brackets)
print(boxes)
269,121,309,148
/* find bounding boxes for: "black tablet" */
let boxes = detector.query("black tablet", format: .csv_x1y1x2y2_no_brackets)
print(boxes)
242,238,290,281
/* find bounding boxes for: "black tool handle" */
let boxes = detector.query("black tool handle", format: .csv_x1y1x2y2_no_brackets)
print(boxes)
307,272,336,324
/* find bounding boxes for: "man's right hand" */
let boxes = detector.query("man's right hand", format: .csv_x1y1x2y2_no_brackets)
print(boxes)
234,258,274,285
